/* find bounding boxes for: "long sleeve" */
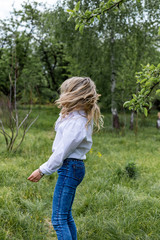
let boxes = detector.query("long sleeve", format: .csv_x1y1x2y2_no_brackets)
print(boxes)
39,119,86,175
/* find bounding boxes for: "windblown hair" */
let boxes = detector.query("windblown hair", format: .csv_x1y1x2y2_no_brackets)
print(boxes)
55,77,103,130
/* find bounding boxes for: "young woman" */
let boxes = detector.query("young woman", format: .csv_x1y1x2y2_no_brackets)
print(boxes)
27,77,103,240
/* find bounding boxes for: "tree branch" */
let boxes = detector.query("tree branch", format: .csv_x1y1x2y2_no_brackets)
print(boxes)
13,115,39,152
0,120,10,146
0,120,11,139
25,115,39,133
18,110,32,130
81,0,125,22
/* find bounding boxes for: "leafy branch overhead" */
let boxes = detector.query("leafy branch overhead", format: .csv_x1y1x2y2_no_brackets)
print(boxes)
67,0,127,33
123,64,160,117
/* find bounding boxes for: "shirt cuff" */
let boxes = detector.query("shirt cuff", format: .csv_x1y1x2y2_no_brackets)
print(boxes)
39,161,62,175
39,164,54,175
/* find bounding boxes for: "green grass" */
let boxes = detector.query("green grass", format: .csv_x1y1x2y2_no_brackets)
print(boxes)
1,106,160,239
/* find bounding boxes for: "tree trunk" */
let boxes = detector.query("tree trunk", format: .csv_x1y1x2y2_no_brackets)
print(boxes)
130,111,134,130
112,108,120,129
110,26,120,129
157,112,160,129
42,46,57,90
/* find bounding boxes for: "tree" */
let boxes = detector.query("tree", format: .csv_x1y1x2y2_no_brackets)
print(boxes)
0,1,71,103
67,0,160,129
0,48,38,152
123,64,160,117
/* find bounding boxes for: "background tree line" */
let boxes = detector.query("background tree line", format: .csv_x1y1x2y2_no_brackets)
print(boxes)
0,0,159,111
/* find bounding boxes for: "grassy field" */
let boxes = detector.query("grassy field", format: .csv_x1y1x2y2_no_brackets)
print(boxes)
1,106,160,240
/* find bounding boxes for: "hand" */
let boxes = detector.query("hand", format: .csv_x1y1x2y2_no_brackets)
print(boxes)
27,169,43,182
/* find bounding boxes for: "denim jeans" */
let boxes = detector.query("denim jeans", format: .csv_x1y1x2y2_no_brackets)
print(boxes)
51,158,85,240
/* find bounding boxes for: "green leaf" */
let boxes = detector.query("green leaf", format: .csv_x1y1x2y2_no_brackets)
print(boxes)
144,90,150,96
79,24,84,34
149,102,152,109
75,24,79,31
145,82,151,87
120,3,126,11
140,88,145,94
140,78,147,84
132,94,137,99
129,106,133,110
123,101,130,108
90,18,94,24
97,15,100,20
100,2,105,7
158,27,160,36
85,10,92,16
67,9,74,13
144,108,148,117
67,15,73,21
75,1,80,12
156,89,160,95
75,17,79,23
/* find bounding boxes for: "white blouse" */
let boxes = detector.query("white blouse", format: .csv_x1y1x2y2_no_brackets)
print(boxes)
39,110,93,175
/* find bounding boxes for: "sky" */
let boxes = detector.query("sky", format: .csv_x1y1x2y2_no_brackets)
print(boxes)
0,0,59,19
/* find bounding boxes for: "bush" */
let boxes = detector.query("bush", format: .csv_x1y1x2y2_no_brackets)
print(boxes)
117,162,138,179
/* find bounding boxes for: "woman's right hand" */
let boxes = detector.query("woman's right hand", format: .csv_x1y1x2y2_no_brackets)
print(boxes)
27,169,43,182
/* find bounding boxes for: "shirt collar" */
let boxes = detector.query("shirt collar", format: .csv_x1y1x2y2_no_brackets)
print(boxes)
72,110,86,117
59,110,86,117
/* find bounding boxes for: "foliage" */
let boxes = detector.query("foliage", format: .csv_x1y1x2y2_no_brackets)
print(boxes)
124,64,160,116
67,0,128,33
0,1,70,103
0,0,159,112
117,162,138,179
125,162,137,178
67,0,160,114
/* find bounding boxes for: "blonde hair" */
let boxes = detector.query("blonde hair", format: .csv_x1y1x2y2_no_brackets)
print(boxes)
55,77,103,130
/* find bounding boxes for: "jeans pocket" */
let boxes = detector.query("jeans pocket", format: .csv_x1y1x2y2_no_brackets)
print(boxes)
72,164,85,181
57,163,67,175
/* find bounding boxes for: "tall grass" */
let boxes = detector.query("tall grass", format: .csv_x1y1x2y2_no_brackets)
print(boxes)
0,106,160,239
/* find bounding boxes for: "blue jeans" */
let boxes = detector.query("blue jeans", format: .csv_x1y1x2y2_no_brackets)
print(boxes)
51,158,85,240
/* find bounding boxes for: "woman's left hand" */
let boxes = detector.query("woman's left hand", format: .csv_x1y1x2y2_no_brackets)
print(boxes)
27,169,43,182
